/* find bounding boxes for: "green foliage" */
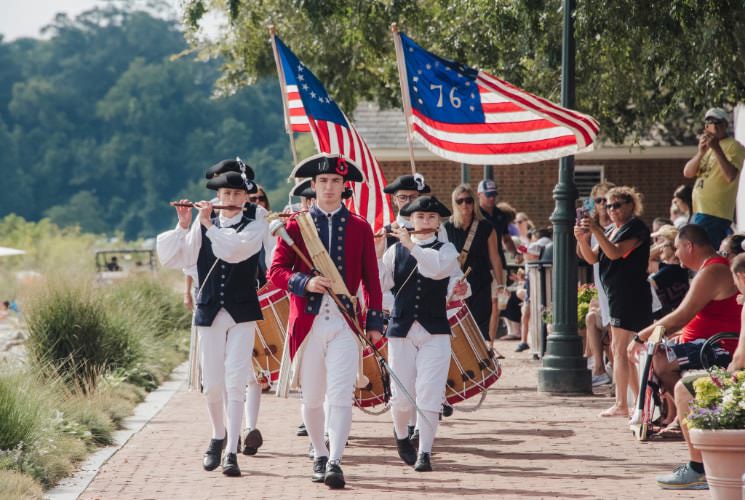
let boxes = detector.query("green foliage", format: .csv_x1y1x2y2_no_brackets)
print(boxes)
184,0,745,144
687,369,745,430
0,4,293,238
0,376,42,450
25,284,143,391
576,283,598,329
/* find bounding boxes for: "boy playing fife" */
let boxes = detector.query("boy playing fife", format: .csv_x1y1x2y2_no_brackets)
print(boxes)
157,170,267,477
378,196,469,471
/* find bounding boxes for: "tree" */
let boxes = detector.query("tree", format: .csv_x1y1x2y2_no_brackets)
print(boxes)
182,0,745,144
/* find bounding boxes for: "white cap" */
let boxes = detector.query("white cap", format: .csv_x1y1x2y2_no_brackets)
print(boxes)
704,107,728,123
477,179,497,194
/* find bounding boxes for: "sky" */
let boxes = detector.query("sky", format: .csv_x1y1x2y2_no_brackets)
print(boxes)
0,0,221,40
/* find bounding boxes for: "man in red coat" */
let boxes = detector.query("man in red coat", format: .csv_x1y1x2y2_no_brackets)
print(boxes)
268,153,383,490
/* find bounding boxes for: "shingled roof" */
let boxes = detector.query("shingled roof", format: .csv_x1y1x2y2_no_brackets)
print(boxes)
352,102,412,150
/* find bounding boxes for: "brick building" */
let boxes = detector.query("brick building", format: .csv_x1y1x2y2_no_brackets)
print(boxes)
354,103,696,228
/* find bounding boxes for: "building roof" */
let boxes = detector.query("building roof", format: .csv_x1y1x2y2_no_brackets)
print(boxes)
352,102,411,150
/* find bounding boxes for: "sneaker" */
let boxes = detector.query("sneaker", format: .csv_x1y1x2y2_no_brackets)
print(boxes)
515,342,529,352
591,373,611,386
297,423,308,436
656,463,708,490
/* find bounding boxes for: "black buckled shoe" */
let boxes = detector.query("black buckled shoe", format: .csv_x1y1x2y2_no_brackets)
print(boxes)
324,461,346,489
414,452,432,472
221,452,241,477
395,432,417,466
297,423,308,436
202,438,224,471
242,428,263,456
312,456,328,483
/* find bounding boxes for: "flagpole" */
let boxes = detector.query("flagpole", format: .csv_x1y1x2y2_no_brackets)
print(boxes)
268,25,298,167
391,23,417,176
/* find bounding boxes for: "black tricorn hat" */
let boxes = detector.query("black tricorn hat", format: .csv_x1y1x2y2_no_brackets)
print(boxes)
399,195,451,218
383,174,431,194
290,153,365,182
206,171,258,193
290,179,353,199
205,159,255,180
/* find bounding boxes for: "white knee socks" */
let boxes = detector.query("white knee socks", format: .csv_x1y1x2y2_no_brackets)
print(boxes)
303,404,328,459
392,406,414,440
225,399,243,455
417,410,439,454
206,399,226,440
327,405,352,463
244,382,261,430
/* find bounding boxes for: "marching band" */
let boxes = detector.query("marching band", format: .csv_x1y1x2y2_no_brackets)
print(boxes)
156,152,501,488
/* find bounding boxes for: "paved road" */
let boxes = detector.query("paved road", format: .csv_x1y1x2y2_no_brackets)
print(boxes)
81,340,705,499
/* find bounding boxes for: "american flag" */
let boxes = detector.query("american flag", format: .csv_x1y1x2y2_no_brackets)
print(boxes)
395,32,600,165
273,35,393,231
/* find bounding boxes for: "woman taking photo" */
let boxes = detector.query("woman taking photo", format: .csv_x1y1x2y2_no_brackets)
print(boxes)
575,186,652,418
444,184,505,342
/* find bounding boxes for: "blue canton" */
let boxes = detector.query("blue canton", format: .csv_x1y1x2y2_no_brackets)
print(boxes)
399,33,484,124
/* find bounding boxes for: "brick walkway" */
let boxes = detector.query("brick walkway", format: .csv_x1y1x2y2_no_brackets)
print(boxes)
81,340,706,500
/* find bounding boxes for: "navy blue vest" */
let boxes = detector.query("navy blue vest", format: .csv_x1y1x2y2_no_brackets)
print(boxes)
194,213,262,327
386,241,451,338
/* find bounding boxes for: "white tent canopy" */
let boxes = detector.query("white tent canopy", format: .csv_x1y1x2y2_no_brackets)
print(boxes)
0,247,26,257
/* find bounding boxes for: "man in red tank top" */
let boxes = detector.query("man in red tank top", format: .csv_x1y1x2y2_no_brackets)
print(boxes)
630,224,740,393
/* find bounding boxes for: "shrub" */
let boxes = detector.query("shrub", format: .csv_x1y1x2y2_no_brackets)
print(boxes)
25,283,142,390
0,375,42,450
0,469,43,499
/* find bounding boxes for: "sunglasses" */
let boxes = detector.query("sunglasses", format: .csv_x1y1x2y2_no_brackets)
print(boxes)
395,194,419,203
249,195,267,203
606,201,628,210
593,197,606,205
705,118,724,125
455,197,474,205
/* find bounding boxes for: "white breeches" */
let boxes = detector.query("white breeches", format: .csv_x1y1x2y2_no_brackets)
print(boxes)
299,295,358,409
388,322,451,414
199,308,256,404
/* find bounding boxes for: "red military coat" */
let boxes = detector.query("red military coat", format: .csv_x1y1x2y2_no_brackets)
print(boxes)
268,205,384,360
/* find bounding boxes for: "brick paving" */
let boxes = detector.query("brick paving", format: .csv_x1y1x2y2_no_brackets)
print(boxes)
81,340,706,500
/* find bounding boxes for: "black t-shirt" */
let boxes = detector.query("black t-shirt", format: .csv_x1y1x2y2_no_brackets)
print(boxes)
480,206,508,268
599,217,651,304
651,262,690,316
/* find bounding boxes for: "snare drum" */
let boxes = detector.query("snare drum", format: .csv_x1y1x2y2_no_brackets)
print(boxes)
445,301,501,405
254,283,289,384
354,339,389,408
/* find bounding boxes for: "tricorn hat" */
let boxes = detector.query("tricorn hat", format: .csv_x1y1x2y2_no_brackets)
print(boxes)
205,159,255,180
399,195,451,218
383,174,431,194
206,171,257,193
290,153,365,182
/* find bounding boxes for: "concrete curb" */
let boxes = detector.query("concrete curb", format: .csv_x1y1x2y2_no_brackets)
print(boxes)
45,361,189,500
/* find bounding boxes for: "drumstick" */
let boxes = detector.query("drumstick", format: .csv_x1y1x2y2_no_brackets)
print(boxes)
448,267,472,302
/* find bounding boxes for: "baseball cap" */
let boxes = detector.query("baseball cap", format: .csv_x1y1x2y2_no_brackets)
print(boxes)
477,179,498,195
704,107,728,123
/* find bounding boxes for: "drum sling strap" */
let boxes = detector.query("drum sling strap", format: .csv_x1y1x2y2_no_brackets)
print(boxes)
295,212,368,389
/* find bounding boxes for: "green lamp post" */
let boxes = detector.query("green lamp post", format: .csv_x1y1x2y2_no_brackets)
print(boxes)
537,0,592,394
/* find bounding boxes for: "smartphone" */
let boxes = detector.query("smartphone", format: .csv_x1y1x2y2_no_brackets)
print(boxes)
576,207,589,232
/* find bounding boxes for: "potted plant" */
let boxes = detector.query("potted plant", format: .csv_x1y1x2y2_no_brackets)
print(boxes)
686,368,745,499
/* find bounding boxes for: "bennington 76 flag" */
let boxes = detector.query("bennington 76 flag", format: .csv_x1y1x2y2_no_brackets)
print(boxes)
272,34,393,231
393,31,600,165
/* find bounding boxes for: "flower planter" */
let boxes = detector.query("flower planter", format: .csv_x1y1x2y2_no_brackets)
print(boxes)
689,429,745,500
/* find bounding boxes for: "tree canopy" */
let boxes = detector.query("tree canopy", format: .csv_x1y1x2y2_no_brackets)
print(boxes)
183,0,745,144
0,4,294,238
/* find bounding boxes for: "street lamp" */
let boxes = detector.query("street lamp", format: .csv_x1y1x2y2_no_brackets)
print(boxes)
537,0,592,393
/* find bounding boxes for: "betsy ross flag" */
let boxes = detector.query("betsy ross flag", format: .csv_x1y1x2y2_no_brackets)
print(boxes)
272,35,393,230
393,31,599,165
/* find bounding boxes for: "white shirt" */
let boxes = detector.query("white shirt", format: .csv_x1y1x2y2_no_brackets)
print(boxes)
379,235,470,301
157,206,269,270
